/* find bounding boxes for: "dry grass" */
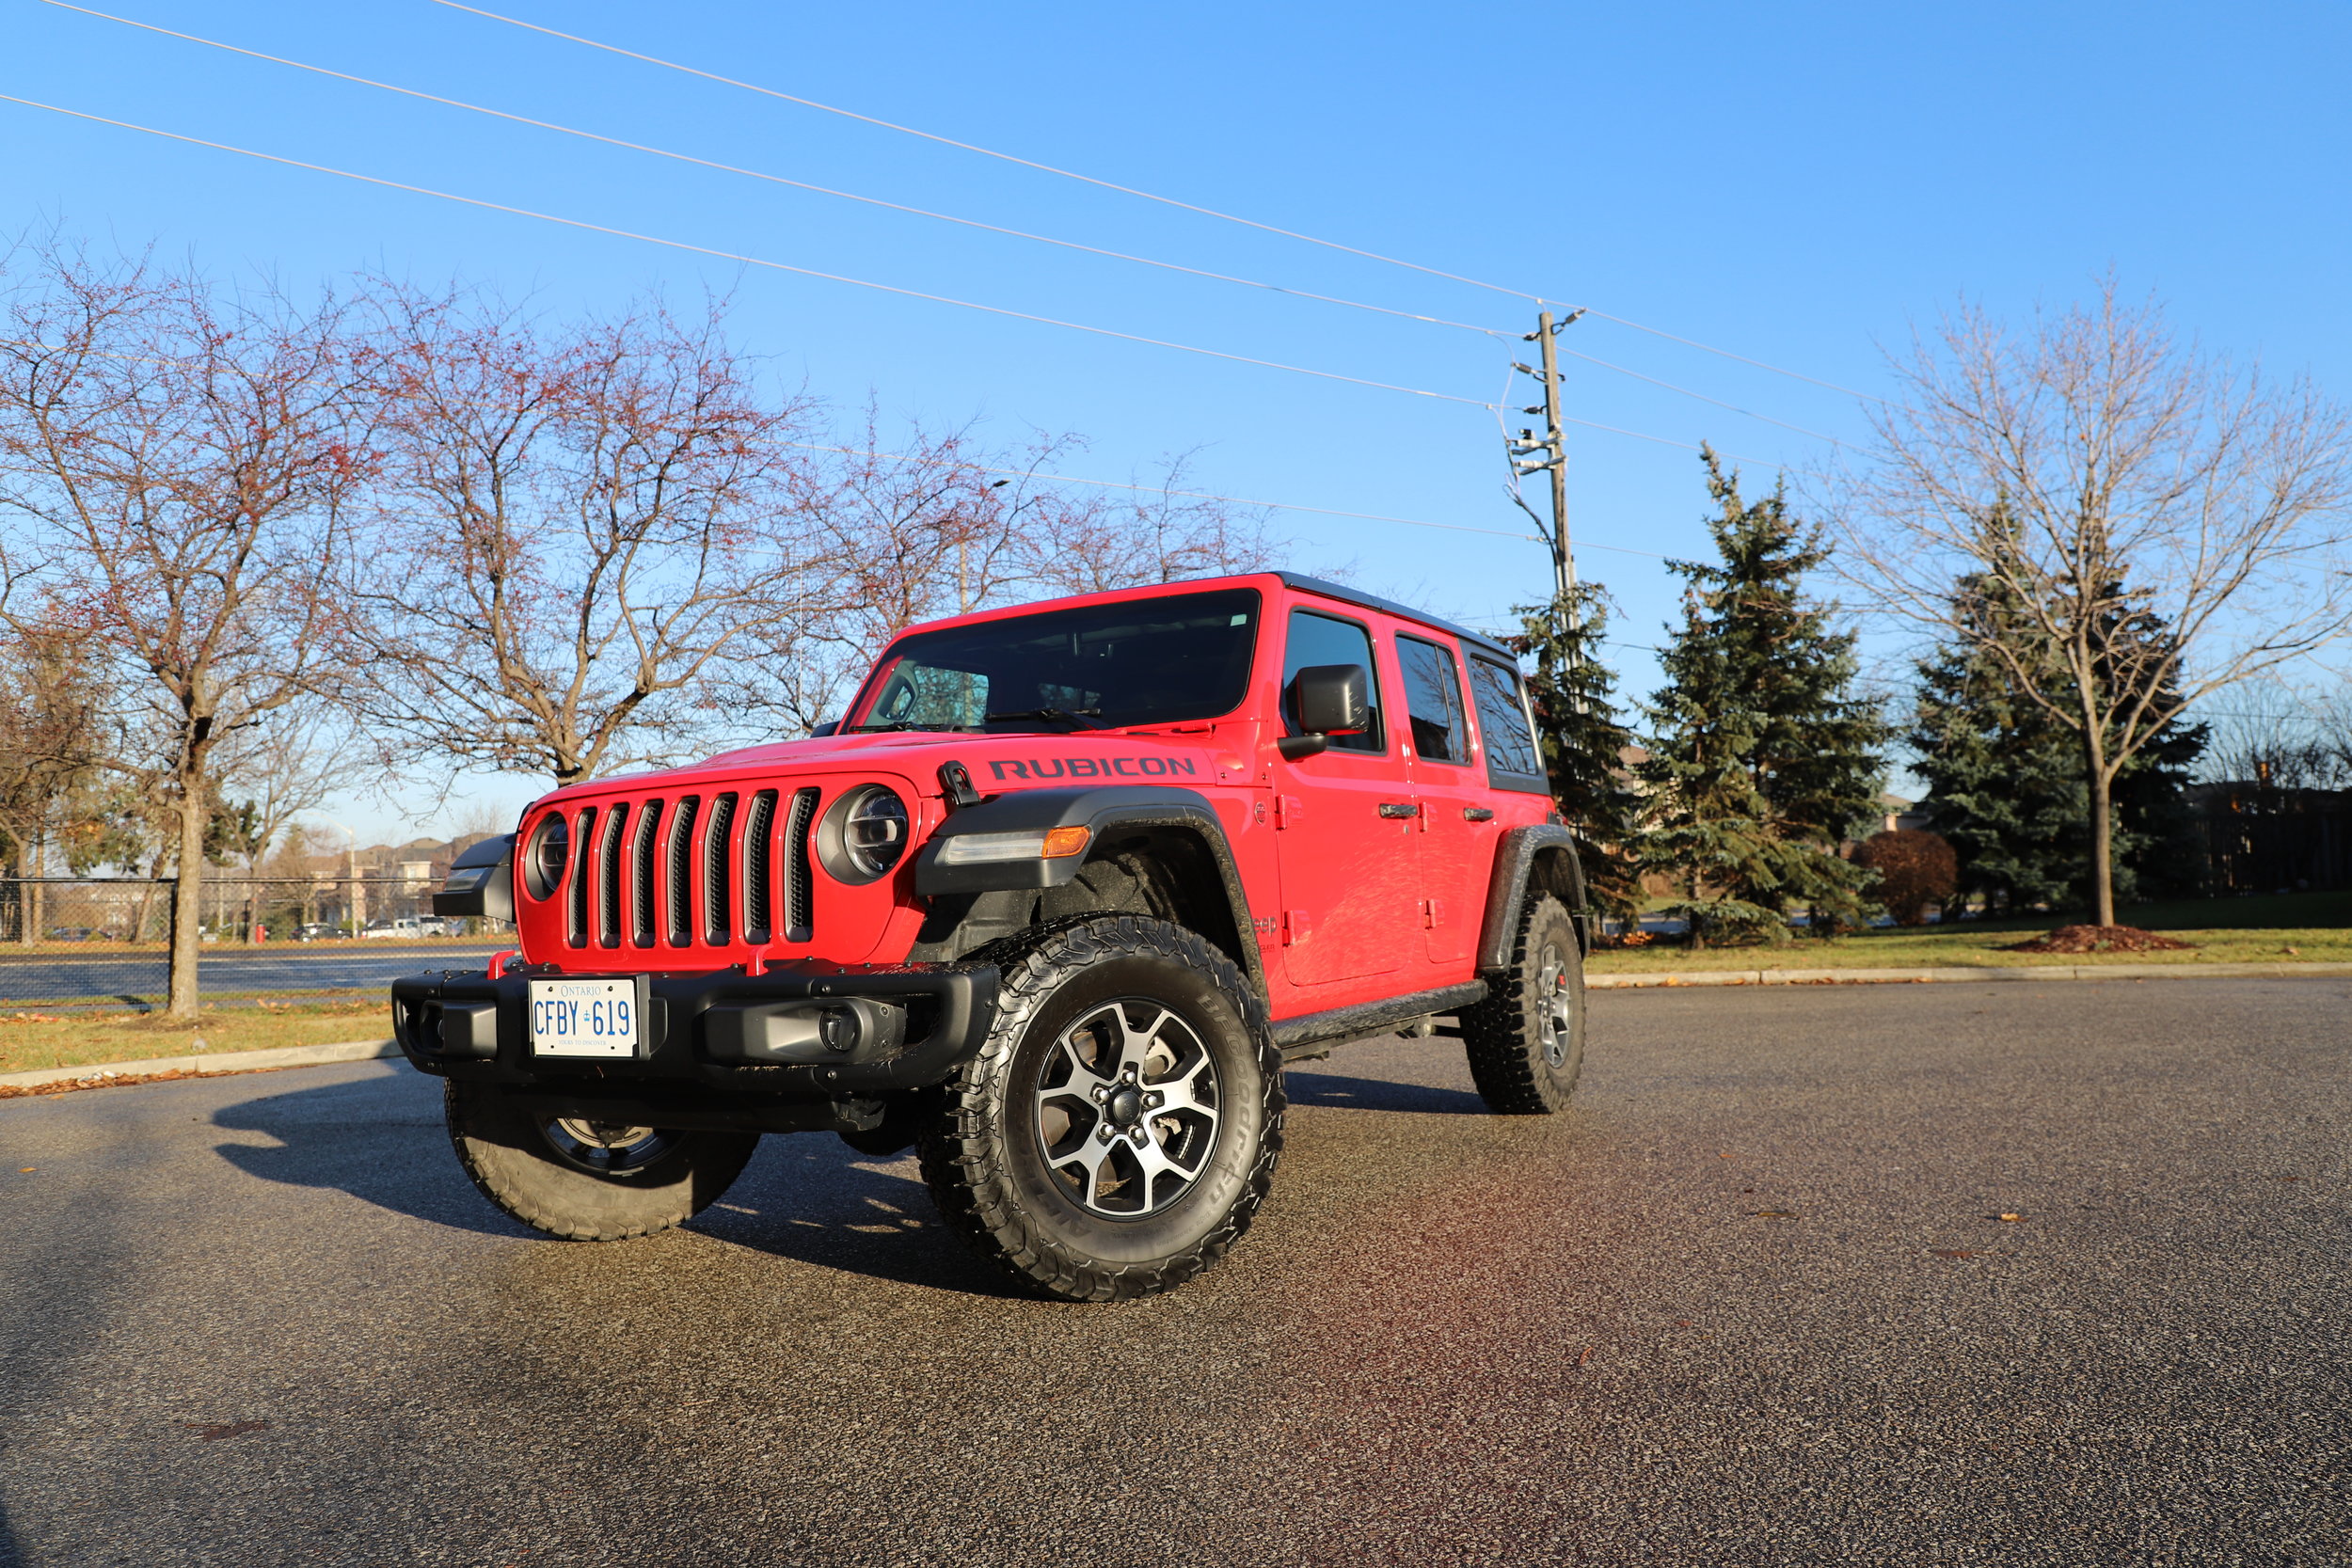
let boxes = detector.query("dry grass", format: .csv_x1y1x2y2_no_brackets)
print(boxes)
1591,927,2352,974
0,1000,391,1076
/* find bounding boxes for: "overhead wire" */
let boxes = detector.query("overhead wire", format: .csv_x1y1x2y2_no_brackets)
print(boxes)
36,0,1518,345
423,0,1889,409
0,93,1498,410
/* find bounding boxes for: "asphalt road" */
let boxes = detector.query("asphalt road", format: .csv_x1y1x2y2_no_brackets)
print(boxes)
1,977,2344,1566
0,947,499,1004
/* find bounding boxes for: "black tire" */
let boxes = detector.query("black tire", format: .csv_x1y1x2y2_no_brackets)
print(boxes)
1459,893,1586,1115
918,915,1283,1303
444,1079,759,1242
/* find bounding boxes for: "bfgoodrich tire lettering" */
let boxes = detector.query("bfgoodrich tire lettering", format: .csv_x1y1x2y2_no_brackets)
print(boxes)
1458,893,1586,1115
918,914,1283,1302
444,1079,758,1242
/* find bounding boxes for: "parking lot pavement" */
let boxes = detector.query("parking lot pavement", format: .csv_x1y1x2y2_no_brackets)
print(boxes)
0,976,2344,1566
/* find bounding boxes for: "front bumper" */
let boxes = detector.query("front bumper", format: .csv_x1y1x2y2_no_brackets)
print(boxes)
389,959,1000,1133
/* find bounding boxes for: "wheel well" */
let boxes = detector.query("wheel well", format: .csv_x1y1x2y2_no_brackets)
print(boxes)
906,827,1256,983
1528,844,1592,953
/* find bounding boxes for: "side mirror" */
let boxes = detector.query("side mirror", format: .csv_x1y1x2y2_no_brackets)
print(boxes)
810,720,842,737
433,833,516,923
1280,664,1370,760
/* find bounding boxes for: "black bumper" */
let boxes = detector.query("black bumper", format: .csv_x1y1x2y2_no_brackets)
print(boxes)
389,960,1000,1132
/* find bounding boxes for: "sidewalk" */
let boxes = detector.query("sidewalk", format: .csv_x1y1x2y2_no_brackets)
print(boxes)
0,1037,399,1095
1587,959,2352,990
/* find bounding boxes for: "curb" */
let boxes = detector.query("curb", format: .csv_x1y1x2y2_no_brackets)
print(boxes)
1586,960,2352,990
0,1037,401,1093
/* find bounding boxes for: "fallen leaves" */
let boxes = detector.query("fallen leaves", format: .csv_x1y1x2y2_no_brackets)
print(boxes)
1752,1210,1800,1220
2004,924,2192,955
184,1420,268,1441
1994,1212,2026,1223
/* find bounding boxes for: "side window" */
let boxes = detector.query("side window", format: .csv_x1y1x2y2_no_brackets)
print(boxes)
1467,657,1548,792
1281,609,1384,752
1396,635,1469,765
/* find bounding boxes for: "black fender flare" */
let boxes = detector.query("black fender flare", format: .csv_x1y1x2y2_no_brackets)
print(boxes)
1475,824,1592,969
913,785,1266,997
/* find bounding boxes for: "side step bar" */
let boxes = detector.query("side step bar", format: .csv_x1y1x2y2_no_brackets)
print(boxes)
1271,980,1487,1060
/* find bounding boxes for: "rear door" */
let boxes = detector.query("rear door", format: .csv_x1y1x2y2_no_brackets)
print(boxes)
1271,606,1418,988
1395,632,1492,968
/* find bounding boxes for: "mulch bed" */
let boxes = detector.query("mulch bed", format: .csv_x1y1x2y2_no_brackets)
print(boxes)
2004,924,2196,955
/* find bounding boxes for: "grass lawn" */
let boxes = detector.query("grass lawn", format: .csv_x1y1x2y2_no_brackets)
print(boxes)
0,1000,392,1077
1590,889,2352,974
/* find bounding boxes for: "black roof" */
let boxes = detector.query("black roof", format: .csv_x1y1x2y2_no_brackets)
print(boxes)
1271,573,1515,658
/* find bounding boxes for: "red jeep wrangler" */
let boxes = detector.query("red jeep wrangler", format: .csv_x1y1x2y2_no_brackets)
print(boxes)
398,573,1589,1300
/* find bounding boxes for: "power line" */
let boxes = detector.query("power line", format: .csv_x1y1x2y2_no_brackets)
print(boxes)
426,0,1545,308
40,0,1517,344
1556,345,1851,445
0,93,1499,410
8,94,1807,464
425,0,1889,408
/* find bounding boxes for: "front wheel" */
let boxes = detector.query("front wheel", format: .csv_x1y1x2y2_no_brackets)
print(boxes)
918,915,1283,1302
444,1079,759,1241
1458,893,1586,1115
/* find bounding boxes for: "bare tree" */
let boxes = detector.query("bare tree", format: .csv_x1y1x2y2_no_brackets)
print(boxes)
1830,280,2352,924
342,285,832,785
2200,676,2347,789
0,615,107,943
739,427,1280,734
0,242,357,1014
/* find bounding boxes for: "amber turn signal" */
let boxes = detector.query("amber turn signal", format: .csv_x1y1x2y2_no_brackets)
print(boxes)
1041,825,1091,858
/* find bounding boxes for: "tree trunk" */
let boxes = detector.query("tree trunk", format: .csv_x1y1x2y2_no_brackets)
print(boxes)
2087,756,2117,928
167,788,204,1020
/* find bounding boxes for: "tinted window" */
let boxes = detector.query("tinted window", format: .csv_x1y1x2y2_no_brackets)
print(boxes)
856,590,1260,732
1396,635,1469,765
1282,609,1383,752
1468,657,1547,789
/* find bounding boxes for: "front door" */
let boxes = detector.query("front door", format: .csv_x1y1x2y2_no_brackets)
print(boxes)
1272,607,1417,988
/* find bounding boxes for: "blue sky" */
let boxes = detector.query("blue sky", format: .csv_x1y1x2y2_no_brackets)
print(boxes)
7,0,2348,842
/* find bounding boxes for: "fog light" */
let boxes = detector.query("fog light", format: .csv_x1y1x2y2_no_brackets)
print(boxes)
818,1006,860,1053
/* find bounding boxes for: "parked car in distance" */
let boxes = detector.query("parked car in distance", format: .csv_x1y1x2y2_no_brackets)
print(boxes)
361,918,426,940
294,923,342,942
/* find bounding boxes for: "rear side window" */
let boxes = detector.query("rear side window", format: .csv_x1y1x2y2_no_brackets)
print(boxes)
1396,635,1469,765
1467,657,1549,793
1282,609,1384,752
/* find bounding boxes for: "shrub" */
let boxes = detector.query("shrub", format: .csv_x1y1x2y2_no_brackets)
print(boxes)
1854,830,1959,926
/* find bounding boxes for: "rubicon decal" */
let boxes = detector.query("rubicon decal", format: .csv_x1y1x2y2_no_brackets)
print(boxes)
988,756,1200,781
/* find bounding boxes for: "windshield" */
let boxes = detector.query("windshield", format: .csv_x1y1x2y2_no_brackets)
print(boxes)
852,589,1262,732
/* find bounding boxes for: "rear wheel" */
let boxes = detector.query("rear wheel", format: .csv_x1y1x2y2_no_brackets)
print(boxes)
918,915,1282,1302
444,1079,759,1241
1458,893,1586,1115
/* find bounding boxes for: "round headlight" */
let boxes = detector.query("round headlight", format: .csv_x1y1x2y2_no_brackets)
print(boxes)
819,785,909,883
523,814,569,901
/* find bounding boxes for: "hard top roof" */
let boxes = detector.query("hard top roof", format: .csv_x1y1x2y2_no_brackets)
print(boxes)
1268,572,1513,659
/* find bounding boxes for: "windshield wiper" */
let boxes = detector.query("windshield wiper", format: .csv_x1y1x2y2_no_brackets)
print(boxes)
984,706,1108,730
845,721,980,734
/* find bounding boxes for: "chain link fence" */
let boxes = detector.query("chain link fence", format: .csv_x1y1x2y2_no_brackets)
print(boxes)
0,877,508,1009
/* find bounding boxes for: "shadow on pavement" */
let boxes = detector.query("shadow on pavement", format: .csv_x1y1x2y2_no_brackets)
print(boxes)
692,1137,1031,1300
1282,1069,1489,1116
209,1069,535,1242
206,1069,1028,1296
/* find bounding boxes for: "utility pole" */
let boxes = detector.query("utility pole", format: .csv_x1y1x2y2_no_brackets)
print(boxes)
1505,309,1586,608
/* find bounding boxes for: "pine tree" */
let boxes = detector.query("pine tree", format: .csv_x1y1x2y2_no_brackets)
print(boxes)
1509,583,1644,927
1637,450,1889,946
1912,566,2207,913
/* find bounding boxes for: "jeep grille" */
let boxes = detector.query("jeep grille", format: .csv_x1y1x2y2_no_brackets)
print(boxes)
553,785,819,954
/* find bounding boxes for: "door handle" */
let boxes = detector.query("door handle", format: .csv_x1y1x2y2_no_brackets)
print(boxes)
1463,807,1495,822
1377,801,1420,818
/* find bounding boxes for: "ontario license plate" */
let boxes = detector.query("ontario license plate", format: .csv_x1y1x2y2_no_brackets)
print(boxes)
528,977,640,1058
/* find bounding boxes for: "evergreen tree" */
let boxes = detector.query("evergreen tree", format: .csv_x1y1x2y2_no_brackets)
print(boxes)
1637,450,1889,945
1912,564,2207,913
1509,583,1644,927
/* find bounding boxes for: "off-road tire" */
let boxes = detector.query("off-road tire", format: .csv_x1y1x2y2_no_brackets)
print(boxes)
918,914,1283,1302
1459,893,1586,1115
444,1079,759,1242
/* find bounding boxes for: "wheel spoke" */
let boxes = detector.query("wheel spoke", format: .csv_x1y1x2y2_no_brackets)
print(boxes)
1116,1005,1177,1073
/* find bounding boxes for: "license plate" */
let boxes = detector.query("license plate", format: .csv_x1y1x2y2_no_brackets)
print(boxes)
528,977,640,1058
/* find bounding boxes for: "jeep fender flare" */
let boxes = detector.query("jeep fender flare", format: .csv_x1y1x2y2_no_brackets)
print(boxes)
1475,824,1593,969
913,784,1266,997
